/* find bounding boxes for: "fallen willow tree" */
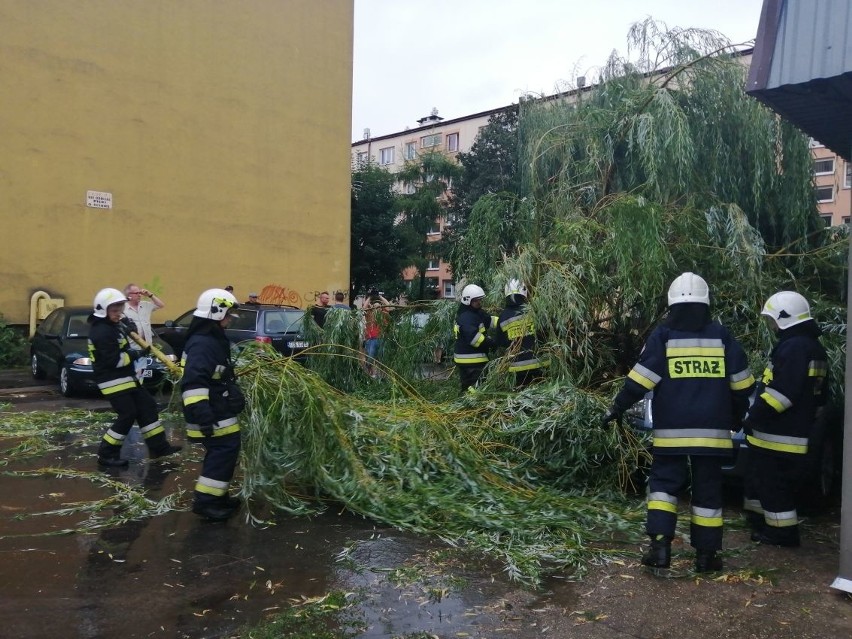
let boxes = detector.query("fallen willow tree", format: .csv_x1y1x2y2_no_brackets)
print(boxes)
236,348,647,585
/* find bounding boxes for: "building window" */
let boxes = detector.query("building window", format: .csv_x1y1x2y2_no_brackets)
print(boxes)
427,220,440,235
404,142,417,160
401,182,415,195
845,163,852,189
425,277,439,291
814,158,835,175
421,133,441,148
815,185,834,203
379,147,394,165
446,132,459,152
426,259,439,270
820,214,833,227
355,151,368,166
844,216,851,225
443,281,455,298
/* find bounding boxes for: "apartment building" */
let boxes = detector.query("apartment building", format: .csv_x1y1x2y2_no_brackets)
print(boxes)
351,106,505,299
352,48,846,299
812,140,852,225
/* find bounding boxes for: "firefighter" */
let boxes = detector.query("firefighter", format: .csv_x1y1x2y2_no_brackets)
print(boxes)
742,291,828,547
453,284,497,393
88,287,181,467
496,279,544,388
181,288,245,521
601,273,755,573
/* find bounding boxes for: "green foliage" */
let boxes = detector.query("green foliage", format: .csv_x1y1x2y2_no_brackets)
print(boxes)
238,349,645,585
446,108,522,276
239,591,364,639
396,152,461,300
0,315,28,367
350,164,408,300
452,19,848,387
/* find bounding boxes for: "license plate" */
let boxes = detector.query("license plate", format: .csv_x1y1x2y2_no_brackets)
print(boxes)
142,369,153,378
287,341,309,349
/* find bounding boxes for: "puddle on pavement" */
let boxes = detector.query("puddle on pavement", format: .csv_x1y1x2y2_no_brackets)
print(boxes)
0,418,578,638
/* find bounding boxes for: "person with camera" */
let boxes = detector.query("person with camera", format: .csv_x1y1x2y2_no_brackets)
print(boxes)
181,288,245,521
362,288,389,378
88,287,181,467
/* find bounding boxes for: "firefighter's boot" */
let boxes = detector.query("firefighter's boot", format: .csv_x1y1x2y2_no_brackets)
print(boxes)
641,535,671,569
695,550,723,573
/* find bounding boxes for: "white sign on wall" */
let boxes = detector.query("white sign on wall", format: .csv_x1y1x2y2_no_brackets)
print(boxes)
86,190,113,209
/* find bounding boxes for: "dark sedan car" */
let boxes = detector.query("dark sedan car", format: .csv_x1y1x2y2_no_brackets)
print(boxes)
155,304,310,360
30,306,177,397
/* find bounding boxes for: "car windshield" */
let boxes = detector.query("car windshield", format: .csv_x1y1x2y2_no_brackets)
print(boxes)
66,313,90,338
263,310,305,333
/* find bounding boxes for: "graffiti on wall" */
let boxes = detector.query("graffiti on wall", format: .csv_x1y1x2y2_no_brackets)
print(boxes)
259,285,303,307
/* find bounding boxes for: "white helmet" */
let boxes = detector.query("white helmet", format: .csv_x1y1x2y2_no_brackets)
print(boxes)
460,284,486,305
504,279,528,298
761,291,812,329
667,272,710,306
193,288,239,321
93,287,128,318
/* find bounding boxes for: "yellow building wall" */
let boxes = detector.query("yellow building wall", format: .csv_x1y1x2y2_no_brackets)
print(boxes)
0,0,353,325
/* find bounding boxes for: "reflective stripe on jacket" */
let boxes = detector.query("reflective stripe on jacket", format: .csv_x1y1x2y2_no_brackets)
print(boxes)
614,320,755,456
746,325,828,456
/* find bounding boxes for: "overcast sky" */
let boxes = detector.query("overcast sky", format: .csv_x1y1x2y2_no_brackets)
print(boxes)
352,0,766,140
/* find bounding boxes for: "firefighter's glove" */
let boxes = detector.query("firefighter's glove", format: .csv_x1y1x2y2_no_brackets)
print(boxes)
199,423,215,438
601,406,623,428
741,417,755,437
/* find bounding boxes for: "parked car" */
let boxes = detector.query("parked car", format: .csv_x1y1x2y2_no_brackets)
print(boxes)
627,392,842,511
155,304,310,360
30,306,177,397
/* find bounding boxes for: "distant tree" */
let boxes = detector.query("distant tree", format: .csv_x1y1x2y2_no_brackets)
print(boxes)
445,107,521,278
396,152,461,301
350,164,406,302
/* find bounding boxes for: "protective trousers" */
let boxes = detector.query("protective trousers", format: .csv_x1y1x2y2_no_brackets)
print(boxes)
647,454,724,551
743,447,801,545
193,431,241,507
98,388,168,459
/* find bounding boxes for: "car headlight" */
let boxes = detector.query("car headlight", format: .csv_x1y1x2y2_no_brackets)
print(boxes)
72,357,92,366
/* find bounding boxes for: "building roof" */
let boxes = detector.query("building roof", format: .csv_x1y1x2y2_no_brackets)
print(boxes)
747,0,852,161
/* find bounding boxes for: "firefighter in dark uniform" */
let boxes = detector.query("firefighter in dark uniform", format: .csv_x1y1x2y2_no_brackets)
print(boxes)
742,291,828,547
496,279,544,388
88,287,181,467
181,288,245,521
453,284,497,393
602,273,755,572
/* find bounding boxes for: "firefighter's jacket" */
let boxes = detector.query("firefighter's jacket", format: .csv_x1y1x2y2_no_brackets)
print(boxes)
496,297,543,373
614,320,755,456
453,305,497,366
180,321,243,438
87,316,140,396
745,321,828,457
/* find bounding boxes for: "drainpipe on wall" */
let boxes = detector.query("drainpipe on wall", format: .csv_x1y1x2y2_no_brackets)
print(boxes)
831,150,852,594
29,291,53,338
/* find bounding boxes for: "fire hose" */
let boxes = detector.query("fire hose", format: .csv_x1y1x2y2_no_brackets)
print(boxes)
129,331,183,377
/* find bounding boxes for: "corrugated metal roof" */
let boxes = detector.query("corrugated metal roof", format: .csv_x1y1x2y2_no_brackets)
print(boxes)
747,0,852,160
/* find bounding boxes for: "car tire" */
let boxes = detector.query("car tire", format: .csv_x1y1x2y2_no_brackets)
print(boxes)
59,365,74,397
31,352,46,380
